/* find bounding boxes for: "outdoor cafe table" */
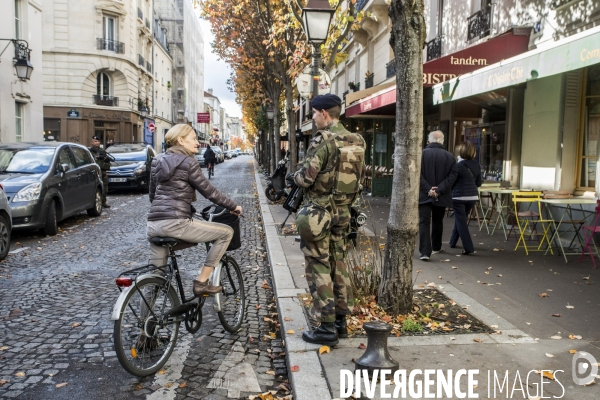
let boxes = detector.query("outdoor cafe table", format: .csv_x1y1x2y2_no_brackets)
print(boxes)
478,187,520,239
540,198,597,263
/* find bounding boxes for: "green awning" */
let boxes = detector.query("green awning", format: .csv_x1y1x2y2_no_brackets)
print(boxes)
433,26,600,104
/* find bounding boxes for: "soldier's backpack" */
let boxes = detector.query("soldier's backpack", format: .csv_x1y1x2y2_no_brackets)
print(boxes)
311,131,365,196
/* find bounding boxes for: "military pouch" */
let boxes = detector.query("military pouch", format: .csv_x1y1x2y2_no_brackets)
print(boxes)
332,143,365,196
295,203,332,242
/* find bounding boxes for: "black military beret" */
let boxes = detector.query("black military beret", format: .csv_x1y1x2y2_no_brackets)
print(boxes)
92,136,101,141
311,93,342,111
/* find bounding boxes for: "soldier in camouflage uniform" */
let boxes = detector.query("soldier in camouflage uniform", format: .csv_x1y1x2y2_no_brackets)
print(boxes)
294,94,365,346
89,136,111,208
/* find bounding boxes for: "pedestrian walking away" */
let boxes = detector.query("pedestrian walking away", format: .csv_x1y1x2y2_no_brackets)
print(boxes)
449,141,482,255
418,130,458,260
89,135,113,208
294,93,366,346
147,124,242,296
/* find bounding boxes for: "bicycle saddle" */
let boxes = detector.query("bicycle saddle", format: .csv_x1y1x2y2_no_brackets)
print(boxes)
150,237,197,250
150,237,179,246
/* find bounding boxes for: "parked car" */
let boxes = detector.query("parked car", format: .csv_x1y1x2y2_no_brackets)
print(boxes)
0,142,103,236
224,150,233,160
231,150,238,158
195,148,207,168
106,143,156,192
0,184,12,260
211,146,225,163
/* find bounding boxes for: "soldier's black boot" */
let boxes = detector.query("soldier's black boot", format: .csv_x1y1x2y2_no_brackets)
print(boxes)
302,322,339,346
335,314,348,338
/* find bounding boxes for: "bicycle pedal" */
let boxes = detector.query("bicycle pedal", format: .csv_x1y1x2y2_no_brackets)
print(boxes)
203,294,209,297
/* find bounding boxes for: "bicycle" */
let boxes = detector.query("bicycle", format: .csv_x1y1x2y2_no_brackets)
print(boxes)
111,206,245,376
206,162,214,179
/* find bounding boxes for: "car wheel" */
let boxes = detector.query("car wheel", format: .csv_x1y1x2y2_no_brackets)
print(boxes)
87,188,103,217
43,201,58,236
0,215,11,260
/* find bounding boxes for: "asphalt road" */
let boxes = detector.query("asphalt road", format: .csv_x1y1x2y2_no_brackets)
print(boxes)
0,156,288,399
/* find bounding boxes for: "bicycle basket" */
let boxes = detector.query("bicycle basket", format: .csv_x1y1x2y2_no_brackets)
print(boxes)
211,206,241,251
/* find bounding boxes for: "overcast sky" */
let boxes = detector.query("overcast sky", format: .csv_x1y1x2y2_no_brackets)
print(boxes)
200,18,243,119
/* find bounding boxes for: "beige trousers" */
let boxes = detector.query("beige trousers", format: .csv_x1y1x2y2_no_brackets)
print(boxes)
147,218,233,269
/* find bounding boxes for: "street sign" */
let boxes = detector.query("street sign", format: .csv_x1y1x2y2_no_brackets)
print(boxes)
67,109,79,118
197,112,210,123
295,67,331,99
148,123,155,133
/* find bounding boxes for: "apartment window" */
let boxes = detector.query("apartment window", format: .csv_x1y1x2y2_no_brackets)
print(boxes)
15,102,23,142
97,72,111,96
578,66,600,188
14,0,21,39
103,15,117,42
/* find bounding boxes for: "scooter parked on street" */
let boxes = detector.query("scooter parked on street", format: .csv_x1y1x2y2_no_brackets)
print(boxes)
265,154,293,201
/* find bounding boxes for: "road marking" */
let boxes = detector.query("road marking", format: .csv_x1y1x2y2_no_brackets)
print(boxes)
207,341,261,398
146,332,192,400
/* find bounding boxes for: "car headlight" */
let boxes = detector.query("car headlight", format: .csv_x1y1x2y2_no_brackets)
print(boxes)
134,163,146,176
13,182,41,202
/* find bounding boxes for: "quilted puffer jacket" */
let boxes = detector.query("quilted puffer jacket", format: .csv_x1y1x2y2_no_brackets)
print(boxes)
148,146,237,221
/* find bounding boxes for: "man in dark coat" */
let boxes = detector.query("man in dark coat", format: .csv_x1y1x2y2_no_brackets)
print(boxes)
419,130,457,260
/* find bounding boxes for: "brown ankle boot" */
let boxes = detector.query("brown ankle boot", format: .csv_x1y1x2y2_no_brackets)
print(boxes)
193,279,222,296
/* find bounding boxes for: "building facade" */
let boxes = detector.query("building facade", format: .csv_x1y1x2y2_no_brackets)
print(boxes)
310,0,600,197
154,0,204,137
0,0,43,143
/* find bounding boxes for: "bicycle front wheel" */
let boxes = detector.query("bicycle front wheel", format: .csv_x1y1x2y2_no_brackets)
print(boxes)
217,256,245,333
114,277,181,376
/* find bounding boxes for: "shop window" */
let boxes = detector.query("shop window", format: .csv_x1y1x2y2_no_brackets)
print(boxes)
577,66,600,189
44,118,61,141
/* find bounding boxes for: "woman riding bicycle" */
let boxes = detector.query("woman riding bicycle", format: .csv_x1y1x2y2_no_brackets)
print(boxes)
147,124,242,296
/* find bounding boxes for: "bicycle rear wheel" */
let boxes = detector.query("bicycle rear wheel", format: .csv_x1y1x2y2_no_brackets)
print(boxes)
217,256,245,333
114,277,181,376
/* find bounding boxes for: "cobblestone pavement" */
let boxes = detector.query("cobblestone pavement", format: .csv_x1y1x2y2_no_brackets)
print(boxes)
0,156,289,399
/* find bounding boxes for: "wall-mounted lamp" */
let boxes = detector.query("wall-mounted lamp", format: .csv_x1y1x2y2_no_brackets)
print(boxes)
0,39,33,80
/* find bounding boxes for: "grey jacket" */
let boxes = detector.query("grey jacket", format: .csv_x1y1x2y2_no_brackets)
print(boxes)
148,147,237,221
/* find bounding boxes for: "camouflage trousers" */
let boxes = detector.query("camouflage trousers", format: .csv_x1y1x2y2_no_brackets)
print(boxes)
101,170,109,204
300,204,353,323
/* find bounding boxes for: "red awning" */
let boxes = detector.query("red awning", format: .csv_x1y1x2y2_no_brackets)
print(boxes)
422,28,530,87
345,29,531,117
345,85,396,118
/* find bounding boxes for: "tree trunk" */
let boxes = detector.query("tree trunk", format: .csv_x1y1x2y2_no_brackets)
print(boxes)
378,0,426,316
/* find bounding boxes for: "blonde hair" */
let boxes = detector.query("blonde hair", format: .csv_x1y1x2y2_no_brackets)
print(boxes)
165,124,195,147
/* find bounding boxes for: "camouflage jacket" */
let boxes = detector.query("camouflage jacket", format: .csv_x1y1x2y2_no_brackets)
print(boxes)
294,121,365,206
89,146,111,170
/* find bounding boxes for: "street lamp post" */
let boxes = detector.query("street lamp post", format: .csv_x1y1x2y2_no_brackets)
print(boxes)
266,105,275,174
0,39,34,80
301,0,335,134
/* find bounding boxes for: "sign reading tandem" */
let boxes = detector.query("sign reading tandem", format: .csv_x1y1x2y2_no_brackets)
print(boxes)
423,56,488,85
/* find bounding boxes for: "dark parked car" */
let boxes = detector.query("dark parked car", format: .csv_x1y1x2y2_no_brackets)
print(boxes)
0,184,12,260
106,144,156,192
0,142,103,236
194,148,207,168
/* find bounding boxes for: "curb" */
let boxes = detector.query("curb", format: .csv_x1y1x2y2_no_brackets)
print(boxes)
253,162,332,400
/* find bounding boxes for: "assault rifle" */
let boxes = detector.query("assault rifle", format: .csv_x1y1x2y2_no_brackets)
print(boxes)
280,183,303,229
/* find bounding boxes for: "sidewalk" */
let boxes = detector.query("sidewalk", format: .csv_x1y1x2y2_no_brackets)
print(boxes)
253,162,600,400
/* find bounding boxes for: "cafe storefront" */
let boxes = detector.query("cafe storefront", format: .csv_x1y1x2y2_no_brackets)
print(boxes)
343,29,531,196
43,106,142,148
433,25,600,194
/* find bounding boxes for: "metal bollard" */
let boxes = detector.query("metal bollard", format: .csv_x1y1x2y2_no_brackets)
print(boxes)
355,321,399,375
